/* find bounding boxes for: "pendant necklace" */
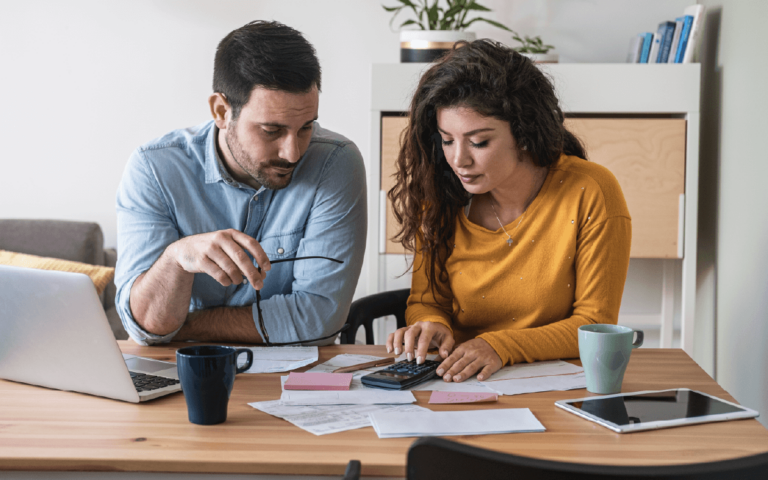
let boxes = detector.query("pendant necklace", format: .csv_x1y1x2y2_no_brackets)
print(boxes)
489,168,546,247
490,200,525,247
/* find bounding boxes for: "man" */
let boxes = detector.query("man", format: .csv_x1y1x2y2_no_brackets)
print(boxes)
115,21,366,346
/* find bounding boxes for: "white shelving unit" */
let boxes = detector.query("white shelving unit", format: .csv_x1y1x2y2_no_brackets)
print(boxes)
367,63,700,354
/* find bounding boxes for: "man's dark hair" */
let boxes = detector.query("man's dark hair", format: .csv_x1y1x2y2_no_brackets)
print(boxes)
213,20,322,120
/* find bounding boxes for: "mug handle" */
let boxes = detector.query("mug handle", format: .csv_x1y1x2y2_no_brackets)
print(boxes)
235,348,254,374
632,330,644,349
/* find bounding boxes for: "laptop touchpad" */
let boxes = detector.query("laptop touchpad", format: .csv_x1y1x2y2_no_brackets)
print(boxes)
125,357,176,376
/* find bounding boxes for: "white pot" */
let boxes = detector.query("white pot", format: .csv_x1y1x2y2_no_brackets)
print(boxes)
400,30,476,63
521,52,559,64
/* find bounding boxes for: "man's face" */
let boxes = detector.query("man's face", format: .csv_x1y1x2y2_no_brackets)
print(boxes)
223,86,319,190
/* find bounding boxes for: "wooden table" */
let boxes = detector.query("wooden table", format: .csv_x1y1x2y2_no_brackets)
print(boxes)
1,343,767,478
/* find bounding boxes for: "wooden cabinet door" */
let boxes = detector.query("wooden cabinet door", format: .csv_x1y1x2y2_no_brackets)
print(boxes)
381,116,409,254
381,116,686,258
564,118,686,258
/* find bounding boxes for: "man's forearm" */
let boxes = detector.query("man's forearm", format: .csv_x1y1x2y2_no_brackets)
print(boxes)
129,244,194,336
174,306,263,344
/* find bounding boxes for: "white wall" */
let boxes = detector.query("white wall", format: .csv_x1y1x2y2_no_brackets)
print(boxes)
698,0,768,427
0,0,691,249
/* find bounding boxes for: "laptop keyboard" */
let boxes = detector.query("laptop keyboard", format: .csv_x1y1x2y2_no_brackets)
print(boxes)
129,371,180,392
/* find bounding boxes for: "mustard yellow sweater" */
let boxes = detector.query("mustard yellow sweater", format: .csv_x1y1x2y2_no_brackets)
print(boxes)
406,155,632,365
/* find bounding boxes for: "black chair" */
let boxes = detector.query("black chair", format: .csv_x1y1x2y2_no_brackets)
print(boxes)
344,436,768,479
339,288,410,345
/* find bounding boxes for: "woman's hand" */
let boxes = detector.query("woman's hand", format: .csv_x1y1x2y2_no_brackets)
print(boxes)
386,321,455,364
437,338,503,382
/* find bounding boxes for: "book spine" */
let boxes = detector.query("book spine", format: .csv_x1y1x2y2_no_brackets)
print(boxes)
683,5,706,63
667,18,684,63
648,32,661,64
658,21,676,63
627,35,643,63
674,15,694,63
639,33,653,63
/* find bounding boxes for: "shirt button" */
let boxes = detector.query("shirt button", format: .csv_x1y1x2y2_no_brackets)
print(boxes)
277,247,284,254
253,195,259,201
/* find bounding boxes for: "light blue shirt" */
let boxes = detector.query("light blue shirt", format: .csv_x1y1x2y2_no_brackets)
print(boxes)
115,120,367,346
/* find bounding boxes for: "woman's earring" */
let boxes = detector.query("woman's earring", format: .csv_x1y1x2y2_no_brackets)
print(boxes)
521,145,528,151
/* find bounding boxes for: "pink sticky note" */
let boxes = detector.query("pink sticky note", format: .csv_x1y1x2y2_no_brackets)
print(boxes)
428,391,499,404
284,372,353,391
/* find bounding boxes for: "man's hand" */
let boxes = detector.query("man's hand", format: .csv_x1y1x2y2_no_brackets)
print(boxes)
436,338,503,382
168,229,271,289
386,321,455,364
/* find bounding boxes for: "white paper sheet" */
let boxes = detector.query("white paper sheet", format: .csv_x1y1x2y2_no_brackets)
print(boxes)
280,390,416,405
482,360,583,381
235,346,318,373
369,408,545,438
249,400,430,435
279,375,416,405
481,372,587,396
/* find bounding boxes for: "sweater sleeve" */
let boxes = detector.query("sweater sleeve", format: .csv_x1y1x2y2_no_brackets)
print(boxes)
479,215,632,365
404,241,455,335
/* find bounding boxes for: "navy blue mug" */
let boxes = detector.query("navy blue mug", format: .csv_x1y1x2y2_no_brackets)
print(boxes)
176,346,254,425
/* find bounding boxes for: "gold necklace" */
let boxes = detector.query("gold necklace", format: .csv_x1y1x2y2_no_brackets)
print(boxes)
490,200,524,247
489,168,547,247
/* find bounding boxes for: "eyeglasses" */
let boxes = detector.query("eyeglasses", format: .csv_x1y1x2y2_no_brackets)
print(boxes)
255,256,349,346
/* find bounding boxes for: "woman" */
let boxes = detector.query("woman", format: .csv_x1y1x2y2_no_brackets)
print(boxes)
385,40,631,383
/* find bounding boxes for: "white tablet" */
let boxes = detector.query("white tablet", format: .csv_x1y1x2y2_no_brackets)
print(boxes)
555,388,759,433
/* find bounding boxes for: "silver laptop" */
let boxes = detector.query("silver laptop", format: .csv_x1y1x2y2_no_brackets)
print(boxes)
0,265,181,403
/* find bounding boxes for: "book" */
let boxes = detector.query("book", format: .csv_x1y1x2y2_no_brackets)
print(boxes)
638,32,654,63
648,32,661,64
682,5,706,63
667,17,684,63
626,34,644,63
656,21,677,63
674,15,694,63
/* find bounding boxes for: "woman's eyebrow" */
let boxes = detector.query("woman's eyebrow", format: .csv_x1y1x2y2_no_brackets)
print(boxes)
437,126,495,136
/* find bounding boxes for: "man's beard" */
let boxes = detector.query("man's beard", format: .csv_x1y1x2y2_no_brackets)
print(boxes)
225,125,298,190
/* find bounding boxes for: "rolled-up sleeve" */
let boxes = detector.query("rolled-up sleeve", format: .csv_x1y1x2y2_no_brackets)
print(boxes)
115,149,183,345
255,142,367,345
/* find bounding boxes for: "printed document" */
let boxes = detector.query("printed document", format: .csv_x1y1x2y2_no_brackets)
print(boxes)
249,400,430,436
236,346,318,373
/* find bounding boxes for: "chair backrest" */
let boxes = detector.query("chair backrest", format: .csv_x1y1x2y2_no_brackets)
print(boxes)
406,437,768,480
0,219,105,266
340,289,410,344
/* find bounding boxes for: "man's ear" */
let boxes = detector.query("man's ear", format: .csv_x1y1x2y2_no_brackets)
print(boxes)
209,93,230,130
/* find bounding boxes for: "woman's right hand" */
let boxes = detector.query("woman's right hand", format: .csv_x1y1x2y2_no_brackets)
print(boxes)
386,322,455,364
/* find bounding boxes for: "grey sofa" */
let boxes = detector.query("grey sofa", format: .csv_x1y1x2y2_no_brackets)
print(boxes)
0,219,128,340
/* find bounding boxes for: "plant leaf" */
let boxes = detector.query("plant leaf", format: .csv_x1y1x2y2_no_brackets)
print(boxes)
427,1,439,29
461,17,512,32
465,1,492,12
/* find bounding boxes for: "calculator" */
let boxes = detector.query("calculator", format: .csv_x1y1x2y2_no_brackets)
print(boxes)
361,359,442,390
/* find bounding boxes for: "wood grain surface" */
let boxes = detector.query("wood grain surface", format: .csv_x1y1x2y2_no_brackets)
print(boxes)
1,343,766,477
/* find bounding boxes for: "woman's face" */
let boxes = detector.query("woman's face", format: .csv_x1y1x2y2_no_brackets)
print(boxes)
436,106,524,195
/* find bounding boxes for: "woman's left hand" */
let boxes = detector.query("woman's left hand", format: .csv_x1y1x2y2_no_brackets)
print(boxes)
436,338,503,382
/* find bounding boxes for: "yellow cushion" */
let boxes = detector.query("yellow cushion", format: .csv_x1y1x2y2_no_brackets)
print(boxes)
0,250,115,296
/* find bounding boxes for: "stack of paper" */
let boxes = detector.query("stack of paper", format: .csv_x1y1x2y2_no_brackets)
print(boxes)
236,346,318,373
281,390,416,406
283,372,353,391
249,400,430,436
479,360,586,395
369,408,545,438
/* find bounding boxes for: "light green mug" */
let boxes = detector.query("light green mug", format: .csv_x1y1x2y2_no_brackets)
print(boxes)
578,324,644,394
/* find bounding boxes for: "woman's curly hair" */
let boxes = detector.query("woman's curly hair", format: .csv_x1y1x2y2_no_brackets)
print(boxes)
388,39,586,302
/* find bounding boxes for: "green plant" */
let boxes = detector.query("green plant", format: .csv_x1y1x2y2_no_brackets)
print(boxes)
510,30,554,54
382,0,511,32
